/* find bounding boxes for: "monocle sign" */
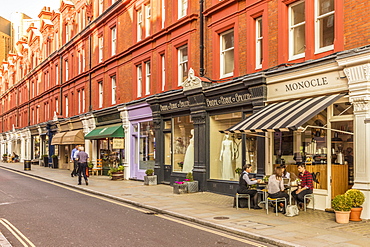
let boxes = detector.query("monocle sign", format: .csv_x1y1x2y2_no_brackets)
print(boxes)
159,100,190,112
268,71,348,101
206,91,252,107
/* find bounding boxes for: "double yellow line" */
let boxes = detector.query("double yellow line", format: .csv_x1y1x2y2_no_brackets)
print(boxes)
0,218,35,247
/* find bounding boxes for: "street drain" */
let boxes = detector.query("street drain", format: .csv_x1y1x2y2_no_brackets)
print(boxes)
213,216,229,220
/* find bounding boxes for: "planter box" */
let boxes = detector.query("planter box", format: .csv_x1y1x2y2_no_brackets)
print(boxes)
144,175,157,185
52,158,58,169
173,183,188,194
185,181,198,193
111,171,124,180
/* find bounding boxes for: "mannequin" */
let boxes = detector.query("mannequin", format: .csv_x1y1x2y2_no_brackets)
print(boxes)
219,134,234,180
182,129,194,173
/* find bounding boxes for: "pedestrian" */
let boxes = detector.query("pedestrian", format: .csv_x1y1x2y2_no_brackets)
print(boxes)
70,145,79,177
76,146,89,185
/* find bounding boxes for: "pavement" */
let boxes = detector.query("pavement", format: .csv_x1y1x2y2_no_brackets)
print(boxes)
0,162,370,247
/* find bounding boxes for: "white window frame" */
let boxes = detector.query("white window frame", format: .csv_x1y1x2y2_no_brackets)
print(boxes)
288,0,306,60
65,60,69,81
78,90,81,114
99,36,103,62
178,46,188,86
137,65,142,97
82,49,85,72
99,0,104,15
145,62,151,95
98,81,103,108
315,0,335,54
220,29,234,78
78,51,81,73
55,98,58,114
161,54,165,91
255,17,263,70
65,25,69,42
137,9,143,41
82,89,85,112
145,4,151,37
111,27,117,56
65,96,69,117
178,0,188,19
111,76,116,104
55,65,59,84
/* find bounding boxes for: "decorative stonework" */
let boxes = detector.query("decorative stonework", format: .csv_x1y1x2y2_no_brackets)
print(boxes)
182,68,202,91
344,63,370,83
350,97,370,112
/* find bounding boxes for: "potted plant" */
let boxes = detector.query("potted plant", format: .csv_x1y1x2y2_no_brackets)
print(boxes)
184,172,198,193
51,154,59,169
108,165,124,180
144,169,157,185
41,154,49,167
173,181,188,194
332,194,351,224
345,189,365,221
235,167,242,177
2,154,8,163
87,161,94,175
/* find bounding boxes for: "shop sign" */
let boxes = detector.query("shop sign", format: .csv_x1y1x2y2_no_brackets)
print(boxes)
206,91,252,107
113,138,124,149
159,100,190,112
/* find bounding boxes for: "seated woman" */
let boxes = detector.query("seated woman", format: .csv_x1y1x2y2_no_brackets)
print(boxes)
280,164,290,179
268,167,289,214
237,164,262,209
291,163,313,209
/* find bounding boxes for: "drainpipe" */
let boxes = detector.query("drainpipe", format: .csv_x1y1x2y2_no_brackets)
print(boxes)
199,0,205,77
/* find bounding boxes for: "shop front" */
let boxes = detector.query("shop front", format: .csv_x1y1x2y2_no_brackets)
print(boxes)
125,101,155,180
225,55,352,211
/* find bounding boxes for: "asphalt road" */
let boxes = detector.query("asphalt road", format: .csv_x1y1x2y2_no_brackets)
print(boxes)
0,169,273,247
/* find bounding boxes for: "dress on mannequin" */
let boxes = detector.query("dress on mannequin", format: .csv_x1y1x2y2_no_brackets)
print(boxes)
219,134,234,180
182,129,194,173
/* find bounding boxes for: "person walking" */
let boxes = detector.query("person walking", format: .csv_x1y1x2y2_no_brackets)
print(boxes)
76,146,89,185
70,145,79,177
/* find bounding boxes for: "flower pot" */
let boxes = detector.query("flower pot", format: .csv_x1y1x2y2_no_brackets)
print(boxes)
52,157,58,169
335,211,350,224
173,183,188,194
144,175,157,185
349,207,363,221
111,171,124,180
185,181,198,193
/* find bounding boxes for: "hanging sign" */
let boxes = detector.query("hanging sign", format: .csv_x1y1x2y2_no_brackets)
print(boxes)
113,138,124,149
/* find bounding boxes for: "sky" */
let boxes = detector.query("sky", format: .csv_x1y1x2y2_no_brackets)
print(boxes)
0,0,60,21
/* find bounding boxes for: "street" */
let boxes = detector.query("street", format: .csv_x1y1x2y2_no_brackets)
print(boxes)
0,169,272,247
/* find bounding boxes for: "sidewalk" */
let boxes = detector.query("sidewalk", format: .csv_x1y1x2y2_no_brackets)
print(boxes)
1,162,370,247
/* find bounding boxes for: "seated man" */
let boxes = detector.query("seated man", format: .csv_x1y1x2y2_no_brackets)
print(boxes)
237,164,262,209
291,163,313,209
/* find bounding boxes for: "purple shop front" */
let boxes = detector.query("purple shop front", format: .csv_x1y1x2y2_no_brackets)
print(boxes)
127,102,155,180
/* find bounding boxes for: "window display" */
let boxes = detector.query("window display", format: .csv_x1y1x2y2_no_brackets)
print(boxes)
172,116,193,173
139,121,155,170
33,136,40,159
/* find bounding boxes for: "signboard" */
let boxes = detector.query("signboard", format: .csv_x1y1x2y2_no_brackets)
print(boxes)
113,138,124,149
206,91,252,108
159,100,190,112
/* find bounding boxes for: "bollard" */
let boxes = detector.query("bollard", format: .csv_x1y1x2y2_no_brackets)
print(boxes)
24,160,31,170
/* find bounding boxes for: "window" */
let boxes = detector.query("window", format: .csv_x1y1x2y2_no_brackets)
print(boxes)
111,76,116,104
65,25,69,42
315,0,334,53
137,65,142,97
55,98,58,114
82,89,85,112
145,4,151,37
99,0,104,15
161,55,165,91
178,0,188,19
78,90,81,114
220,29,234,78
78,51,81,73
55,65,58,84
111,27,117,56
65,96,69,117
65,60,69,81
172,116,193,173
145,62,151,95
255,18,263,69
178,46,188,86
55,32,59,50
98,81,103,108
137,9,143,41
289,1,305,60
99,36,104,62
82,49,85,72
162,0,165,28
138,121,155,170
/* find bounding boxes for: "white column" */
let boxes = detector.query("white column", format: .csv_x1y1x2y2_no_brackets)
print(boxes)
20,137,26,162
342,62,370,219
119,106,130,180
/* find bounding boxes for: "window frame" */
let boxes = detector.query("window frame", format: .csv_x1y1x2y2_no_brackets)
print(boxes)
145,61,151,95
255,17,263,70
99,36,104,62
288,0,306,61
111,26,117,56
137,9,143,41
111,76,116,104
314,0,335,54
220,29,234,78
178,45,188,86
161,54,165,91
145,4,151,37
98,81,103,108
137,65,143,97
178,0,188,19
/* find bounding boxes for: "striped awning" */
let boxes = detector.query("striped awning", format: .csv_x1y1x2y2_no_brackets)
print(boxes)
224,94,344,133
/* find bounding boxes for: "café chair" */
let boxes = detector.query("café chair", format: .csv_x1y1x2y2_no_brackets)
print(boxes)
236,193,250,210
266,197,287,216
92,159,103,176
303,193,315,211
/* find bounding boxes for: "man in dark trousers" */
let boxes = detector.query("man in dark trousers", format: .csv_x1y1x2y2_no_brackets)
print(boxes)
70,145,79,177
76,146,89,185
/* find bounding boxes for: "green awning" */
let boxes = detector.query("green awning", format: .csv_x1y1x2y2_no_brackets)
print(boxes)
85,125,125,140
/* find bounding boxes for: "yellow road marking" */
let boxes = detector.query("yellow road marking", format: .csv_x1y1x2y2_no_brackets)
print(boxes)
2,168,267,246
0,218,36,247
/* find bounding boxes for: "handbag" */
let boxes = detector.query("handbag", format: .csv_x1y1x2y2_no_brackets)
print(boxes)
86,167,90,177
285,205,299,217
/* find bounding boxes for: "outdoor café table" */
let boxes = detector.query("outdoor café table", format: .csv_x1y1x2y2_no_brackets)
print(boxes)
287,184,299,205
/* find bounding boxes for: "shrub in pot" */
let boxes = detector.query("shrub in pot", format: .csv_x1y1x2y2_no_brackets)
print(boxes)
345,189,365,221
51,154,58,169
332,194,351,224
184,172,198,193
41,154,49,167
144,169,157,185
108,165,124,180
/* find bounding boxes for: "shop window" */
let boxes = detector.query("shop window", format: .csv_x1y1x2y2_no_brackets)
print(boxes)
172,116,193,173
33,136,40,159
333,102,353,116
289,0,305,60
315,0,334,53
220,29,234,78
210,112,245,180
139,121,155,170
